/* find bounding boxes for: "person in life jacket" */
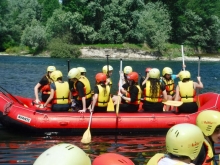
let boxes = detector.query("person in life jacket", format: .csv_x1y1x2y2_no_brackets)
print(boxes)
174,70,203,113
140,67,152,86
141,68,167,112
68,68,92,113
90,73,111,112
193,110,220,165
34,143,91,165
161,67,182,111
41,70,71,112
102,65,113,87
34,66,56,104
147,123,204,165
92,153,134,165
118,72,142,112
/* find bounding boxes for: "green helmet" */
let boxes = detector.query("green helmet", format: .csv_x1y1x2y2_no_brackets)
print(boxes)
77,67,86,73
166,123,204,160
47,66,56,72
68,68,81,79
34,143,91,165
149,68,160,79
179,70,191,81
123,66,133,74
162,67,173,76
196,110,220,136
50,70,62,81
102,65,113,74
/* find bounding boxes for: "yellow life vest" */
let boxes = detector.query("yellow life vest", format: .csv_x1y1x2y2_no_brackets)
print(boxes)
96,85,110,107
52,81,70,104
78,76,92,99
178,81,196,102
202,139,214,165
144,81,163,102
162,77,175,95
125,85,141,104
147,153,186,165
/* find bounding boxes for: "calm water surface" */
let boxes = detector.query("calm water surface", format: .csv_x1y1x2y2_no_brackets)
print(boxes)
0,55,220,164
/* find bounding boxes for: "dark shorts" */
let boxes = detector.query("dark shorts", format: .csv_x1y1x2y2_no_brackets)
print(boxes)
93,106,107,113
117,103,139,113
75,98,92,109
51,104,70,112
142,101,163,112
178,102,198,113
41,93,50,102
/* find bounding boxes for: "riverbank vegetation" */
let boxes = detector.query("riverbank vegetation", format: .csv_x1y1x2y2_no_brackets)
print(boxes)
1,0,220,58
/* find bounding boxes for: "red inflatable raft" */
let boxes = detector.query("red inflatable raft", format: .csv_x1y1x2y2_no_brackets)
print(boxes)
0,90,220,134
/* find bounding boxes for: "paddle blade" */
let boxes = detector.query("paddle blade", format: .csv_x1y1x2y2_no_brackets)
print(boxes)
107,97,114,112
81,128,91,144
162,100,183,106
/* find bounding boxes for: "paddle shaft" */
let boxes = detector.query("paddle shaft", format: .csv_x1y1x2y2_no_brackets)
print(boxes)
106,55,110,77
181,45,185,71
198,56,201,77
88,112,92,128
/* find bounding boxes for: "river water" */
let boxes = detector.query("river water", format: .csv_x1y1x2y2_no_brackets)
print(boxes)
0,55,220,164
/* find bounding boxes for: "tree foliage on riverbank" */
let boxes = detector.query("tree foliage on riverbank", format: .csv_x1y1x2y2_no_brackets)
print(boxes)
0,0,220,58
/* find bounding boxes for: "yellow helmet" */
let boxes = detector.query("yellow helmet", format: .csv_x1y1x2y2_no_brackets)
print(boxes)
196,110,220,136
33,143,91,165
123,66,133,74
102,65,113,74
50,70,62,81
166,123,204,160
162,67,173,76
47,66,56,72
68,68,81,79
149,68,160,79
179,70,191,81
77,67,86,73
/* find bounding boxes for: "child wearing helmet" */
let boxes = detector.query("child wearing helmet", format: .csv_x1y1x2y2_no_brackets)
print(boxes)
141,68,167,112
161,67,183,111
90,73,111,112
121,66,133,86
174,70,203,113
41,70,71,112
102,65,113,87
68,68,92,113
193,110,220,165
34,66,56,104
147,123,204,165
140,67,152,86
117,72,142,112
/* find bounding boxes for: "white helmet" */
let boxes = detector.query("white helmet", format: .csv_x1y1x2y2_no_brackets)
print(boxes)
77,67,86,73
149,68,160,79
47,66,56,72
68,68,81,79
102,65,113,74
34,143,91,165
123,66,133,74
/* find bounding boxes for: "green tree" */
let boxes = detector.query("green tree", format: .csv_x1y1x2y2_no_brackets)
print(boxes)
21,19,47,52
134,2,171,51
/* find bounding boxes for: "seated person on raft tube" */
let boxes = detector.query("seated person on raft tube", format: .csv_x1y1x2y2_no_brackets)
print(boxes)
40,70,71,112
68,68,92,113
174,70,203,113
147,123,204,165
34,66,56,104
90,73,111,113
193,110,220,165
117,72,142,113
141,68,167,112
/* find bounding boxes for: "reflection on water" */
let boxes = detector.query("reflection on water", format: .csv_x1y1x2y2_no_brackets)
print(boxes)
0,56,220,164
0,126,166,164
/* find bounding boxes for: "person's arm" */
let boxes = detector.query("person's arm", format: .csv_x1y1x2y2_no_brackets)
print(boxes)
43,89,54,107
34,83,41,103
174,85,180,101
142,73,149,86
91,94,98,112
194,77,203,89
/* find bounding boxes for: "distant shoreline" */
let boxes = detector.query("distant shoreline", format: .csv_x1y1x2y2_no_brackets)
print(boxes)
1,51,220,62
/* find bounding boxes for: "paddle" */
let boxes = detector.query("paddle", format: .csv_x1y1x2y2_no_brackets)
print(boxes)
181,45,185,71
196,56,201,106
81,112,92,144
162,100,183,106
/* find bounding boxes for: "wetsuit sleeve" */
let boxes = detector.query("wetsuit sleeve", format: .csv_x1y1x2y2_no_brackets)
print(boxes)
39,76,48,86
122,83,129,90
160,82,166,91
94,86,99,94
76,81,85,97
130,86,138,102
50,83,56,90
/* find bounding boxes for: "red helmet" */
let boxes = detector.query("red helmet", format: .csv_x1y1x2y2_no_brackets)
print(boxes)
92,153,134,165
95,73,107,83
145,67,152,73
127,72,138,83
